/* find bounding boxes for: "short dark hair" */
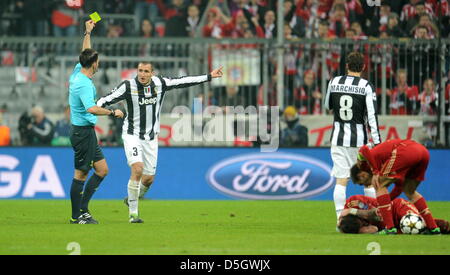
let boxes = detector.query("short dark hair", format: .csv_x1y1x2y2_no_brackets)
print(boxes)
346,52,365,73
350,164,362,184
79,48,99,68
137,62,154,71
339,215,362,234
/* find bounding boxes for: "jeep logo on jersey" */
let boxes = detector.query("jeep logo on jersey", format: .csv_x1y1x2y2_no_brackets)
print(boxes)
144,86,152,97
138,97,158,105
206,153,334,200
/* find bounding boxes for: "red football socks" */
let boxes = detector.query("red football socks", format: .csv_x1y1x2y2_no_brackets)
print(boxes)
414,197,438,229
377,194,395,229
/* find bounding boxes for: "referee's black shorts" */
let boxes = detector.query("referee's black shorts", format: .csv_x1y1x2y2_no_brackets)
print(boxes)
70,125,105,172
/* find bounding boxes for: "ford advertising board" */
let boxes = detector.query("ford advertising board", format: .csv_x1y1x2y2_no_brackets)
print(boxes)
207,153,334,200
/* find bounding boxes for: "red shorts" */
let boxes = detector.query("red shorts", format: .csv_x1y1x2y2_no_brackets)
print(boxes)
380,141,429,185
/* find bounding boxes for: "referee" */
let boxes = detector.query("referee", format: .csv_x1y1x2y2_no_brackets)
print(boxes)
324,51,382,225
68,20,124,224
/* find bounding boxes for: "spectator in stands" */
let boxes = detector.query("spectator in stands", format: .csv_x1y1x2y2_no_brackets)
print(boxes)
263,10,276,38
328,4,349,37
105,0,132,14
0,112,11,146
203,6,234,38
419,78,438,146
404,25,437,88
351,21,367,40
106,24,124,38
134,0,160,33
284,23,298,40
295,70,322,115
419,78,438,115
368,1,391,37
52,106,71,146
185,4,201,37
26,106,55,146
315,19,336,39
282,0,307,38
51,0,83,37
412,14,440,38
280,106,308,147
388,69,419,115
224,85,240,106
332,0,364,23
140,18,156,37
164,0,188,37
20,0,49,36
414,24,430,39
384,13,407,37
229,0,267,20
301,0,328,38
401,0,434,23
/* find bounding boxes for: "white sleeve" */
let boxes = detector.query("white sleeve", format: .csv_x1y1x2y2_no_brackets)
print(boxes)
97,81,128,107
365,83,382,144
324,79,333,110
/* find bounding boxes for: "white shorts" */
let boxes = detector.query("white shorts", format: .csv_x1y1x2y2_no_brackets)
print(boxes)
122,134,158,175
330,146,360,179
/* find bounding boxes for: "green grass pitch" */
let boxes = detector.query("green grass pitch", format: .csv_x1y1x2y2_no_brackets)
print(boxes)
0,200,449,255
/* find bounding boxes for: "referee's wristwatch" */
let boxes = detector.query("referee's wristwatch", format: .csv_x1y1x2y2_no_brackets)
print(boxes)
109,109,115,117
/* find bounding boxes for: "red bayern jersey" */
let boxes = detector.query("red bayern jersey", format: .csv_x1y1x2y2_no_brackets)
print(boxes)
345,195,420,229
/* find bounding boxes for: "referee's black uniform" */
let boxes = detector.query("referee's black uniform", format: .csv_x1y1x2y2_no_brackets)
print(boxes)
324,75,381,147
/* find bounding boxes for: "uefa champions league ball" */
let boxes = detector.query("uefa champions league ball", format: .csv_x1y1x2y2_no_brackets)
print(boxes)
400,213,426,234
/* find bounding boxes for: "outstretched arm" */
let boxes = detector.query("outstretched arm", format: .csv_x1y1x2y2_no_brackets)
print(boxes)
162,67,223,91
82,20,96,52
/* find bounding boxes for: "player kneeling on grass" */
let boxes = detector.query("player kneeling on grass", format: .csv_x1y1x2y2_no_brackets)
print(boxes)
338,195,450,234
350,139,441,235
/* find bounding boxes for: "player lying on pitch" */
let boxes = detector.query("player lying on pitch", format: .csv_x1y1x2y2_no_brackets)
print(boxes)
350,139,441,234
338,195,450,234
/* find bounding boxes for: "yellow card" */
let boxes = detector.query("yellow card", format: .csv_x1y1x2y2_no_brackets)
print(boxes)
89,12,101,23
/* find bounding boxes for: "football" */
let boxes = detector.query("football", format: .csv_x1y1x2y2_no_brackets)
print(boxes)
400,213,426,234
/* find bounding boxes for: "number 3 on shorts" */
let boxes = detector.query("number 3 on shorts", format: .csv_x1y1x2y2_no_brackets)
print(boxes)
132,147,138,156
339,95,353,121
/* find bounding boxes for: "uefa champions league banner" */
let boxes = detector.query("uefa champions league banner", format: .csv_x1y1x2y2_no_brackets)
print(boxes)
0,147,449,200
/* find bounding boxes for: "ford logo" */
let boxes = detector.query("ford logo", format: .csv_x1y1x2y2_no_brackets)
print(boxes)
206,153,334,200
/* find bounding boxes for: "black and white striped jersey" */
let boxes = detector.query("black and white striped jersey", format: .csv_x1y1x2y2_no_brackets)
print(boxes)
324,75,381,147
97,74,211,141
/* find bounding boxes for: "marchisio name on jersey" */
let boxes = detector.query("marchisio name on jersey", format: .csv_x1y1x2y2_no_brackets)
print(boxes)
329,84,366,95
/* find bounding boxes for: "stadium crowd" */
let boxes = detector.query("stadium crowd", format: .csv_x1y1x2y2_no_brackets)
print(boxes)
1,0,449,39
1,0,450,147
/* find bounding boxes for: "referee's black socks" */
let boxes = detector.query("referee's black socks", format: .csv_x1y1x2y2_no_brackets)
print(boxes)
70,178,85,219
80,173,104,214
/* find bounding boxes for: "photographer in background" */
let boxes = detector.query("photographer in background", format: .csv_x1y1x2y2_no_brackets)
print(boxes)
24,106,55,146
280,106,308,147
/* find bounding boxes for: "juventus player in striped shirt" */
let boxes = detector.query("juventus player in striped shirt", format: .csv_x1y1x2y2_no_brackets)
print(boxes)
97,62,223,223
324,51,382,224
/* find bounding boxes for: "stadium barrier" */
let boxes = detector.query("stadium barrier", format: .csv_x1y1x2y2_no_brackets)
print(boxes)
1,37,449,145
1,147,449,201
